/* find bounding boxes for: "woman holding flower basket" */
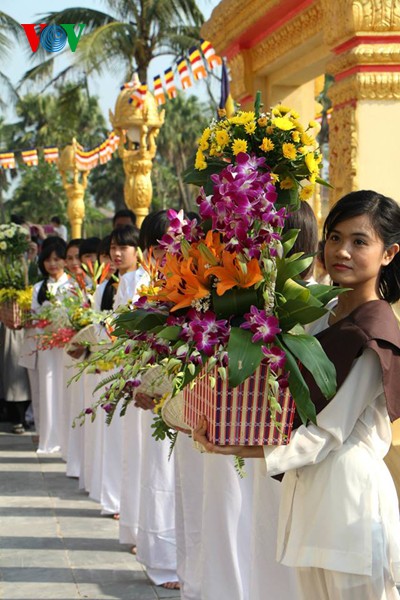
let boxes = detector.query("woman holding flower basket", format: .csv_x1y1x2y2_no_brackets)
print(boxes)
195,190,400,600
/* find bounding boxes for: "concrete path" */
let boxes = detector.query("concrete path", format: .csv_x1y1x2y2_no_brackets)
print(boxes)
0,424,180,600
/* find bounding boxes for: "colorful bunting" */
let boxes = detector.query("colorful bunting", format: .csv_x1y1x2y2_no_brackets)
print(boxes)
21,149,38,167
189,46,207,80
0,152,15,169
129,84,148,107
153,75,166,106
177,57,192,89
43,147,59,163
164,67,177,99
201,39,222,69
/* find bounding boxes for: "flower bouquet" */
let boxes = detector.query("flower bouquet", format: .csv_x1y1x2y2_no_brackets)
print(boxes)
0,223,32,329
75,93,340,446
32,284,110,352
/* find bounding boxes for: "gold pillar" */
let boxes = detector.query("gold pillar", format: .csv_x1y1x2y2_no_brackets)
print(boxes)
58,140,88,238
322,0,400,205
109,83,165,227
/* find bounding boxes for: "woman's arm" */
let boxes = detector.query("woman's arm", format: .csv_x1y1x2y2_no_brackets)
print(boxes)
194,349,383,469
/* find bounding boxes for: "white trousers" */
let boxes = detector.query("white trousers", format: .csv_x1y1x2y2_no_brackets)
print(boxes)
297,567,400,600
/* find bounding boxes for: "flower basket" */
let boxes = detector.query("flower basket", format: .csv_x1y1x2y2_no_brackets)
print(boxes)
64,323,111,354
0,300,31,330
183,361,296,446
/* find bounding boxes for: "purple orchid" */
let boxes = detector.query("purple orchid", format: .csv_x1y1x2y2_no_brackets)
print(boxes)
261,345,286,372
241,306,281,344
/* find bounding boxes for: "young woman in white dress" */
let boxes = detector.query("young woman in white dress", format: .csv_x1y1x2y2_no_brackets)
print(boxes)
31,238,72,454
195,190,400,600
129,211,180,589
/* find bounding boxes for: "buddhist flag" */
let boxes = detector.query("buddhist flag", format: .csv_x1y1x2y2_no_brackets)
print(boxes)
21,149,38,167
218,60,235,119
129,83,147,107
177,57,192,89
153,75,166,106
44,147,59,163
189,46,207,80
200,39,222,69
164,67,177,99
108,131,120,153
0,152,15,169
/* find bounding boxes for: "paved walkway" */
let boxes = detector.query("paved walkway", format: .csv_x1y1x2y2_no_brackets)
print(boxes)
0,423,180,600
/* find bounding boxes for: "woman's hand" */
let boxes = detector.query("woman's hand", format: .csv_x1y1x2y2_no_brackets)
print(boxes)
134,392,157,411
193,417,264,458
67,345,86,360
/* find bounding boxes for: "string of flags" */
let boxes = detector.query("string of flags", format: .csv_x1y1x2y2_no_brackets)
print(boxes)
122,39,222,108
0,131,120,171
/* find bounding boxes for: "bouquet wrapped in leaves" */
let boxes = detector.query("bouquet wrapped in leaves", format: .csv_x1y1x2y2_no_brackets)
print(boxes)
74,93,340,446
0,223,32,329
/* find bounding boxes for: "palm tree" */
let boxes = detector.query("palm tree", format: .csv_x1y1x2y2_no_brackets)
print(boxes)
155,92,210,211
22,0,204,86
0,10,22,108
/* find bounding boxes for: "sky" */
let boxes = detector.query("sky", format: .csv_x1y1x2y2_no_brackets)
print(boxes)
1,0,220,125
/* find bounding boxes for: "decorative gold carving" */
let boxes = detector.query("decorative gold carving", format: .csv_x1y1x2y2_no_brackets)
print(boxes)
201,0,282,54
329,72,400,105
228,53,248,101
58,140,88,238
328,103,358,205
321,0,400,47
110,85,164,227
251,4,323,72
328,43,400,76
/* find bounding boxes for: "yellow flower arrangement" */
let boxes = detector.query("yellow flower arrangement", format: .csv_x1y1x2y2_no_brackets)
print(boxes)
185,92,328,211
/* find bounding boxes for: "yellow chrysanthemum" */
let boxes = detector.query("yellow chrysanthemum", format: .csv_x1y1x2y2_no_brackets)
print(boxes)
266,126,274,134
272,104,291,116
260,137,275,152
290,110,300,119
300,185,315,200
199,139,209,151
298,146,308,155
301,132,316,146
257,117,268,127
291,131,300,143
199,127,211,144
270,173,280,183
154,393,169,415
309,173,317,183
215,129,230,148
282,143,297,160
273,117,295,131
309,120,321,134
195,148,207,170
229,111,255,125
280,177,295,190
244,121,256,135
232,138,248,155
292,120,304,133
305,152,319,174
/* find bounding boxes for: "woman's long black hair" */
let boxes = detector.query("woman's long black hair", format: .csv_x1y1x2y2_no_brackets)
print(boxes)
324,190,400,303
37,237,67,305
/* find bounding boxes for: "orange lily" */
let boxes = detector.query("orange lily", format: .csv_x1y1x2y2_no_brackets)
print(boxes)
205,251,263,296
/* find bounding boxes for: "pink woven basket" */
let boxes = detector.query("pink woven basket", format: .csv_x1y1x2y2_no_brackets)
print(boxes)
184,361,296,446
0,301,30,330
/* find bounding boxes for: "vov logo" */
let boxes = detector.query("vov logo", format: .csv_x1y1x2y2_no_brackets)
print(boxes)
21,24,85,53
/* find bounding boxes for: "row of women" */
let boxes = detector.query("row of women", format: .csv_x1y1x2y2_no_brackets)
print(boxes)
10,191,400,599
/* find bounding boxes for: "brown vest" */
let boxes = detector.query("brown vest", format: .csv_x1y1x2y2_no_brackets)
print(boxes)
294,300,400,430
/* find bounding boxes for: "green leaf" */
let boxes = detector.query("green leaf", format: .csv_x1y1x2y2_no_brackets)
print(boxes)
276,255,315,289
281,228,300,257
212,287,260,318
157,326,181,341
275,187,300,211
112,309,167,336
226,327,264,387
281,332,337,399
275,338,316,425
307,284,347,306
277,303,328,330
182,156,226,189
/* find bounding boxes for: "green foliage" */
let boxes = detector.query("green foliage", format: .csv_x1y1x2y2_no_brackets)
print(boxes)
11,160,66,223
